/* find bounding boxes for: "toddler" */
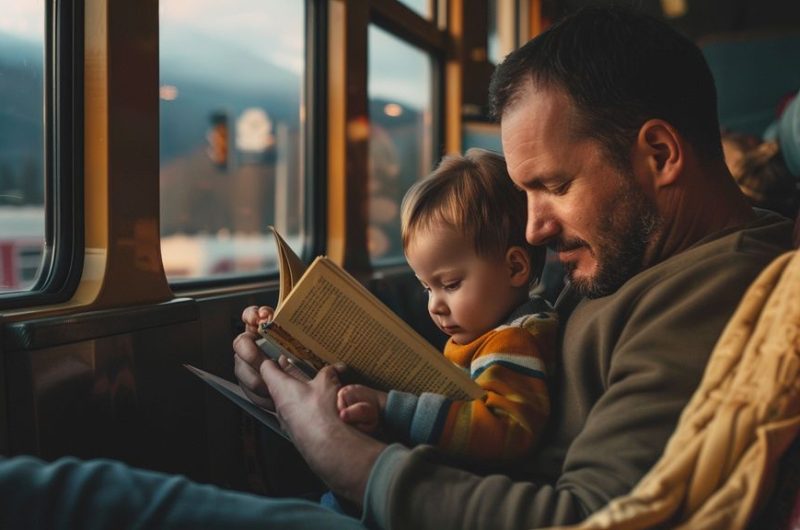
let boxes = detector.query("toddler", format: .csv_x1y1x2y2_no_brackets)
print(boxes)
337,148,557,462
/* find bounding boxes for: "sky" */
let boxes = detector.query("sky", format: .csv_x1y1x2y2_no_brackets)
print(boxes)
160,0,431,110
160,0,305,75
0,2,43,40
0,0,431,110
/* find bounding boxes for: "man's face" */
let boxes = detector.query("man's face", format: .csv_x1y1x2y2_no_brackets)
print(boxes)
501,86,662,298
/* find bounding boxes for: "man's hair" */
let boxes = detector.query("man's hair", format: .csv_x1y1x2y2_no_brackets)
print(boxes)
489,6,724,170
401,148,545,282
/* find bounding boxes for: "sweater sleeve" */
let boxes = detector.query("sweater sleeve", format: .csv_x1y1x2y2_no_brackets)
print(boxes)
0,456,367,530
383,328,551,461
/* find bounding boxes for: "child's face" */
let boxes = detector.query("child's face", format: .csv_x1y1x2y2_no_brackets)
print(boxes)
406,225,528,345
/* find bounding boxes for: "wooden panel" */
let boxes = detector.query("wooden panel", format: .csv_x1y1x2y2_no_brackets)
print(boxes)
5,320,206,477
371,0,447,50
77,0,171,309
327,0,371,275
445,0,465,153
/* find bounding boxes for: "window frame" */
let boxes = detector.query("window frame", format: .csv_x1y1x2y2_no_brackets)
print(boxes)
0,0,85,310
326,0,449,276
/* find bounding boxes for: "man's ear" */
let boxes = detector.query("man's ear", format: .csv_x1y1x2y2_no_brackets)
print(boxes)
506,246,531,288
633,119,684,190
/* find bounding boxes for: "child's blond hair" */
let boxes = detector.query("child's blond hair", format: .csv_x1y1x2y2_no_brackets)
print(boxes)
401,148,545,283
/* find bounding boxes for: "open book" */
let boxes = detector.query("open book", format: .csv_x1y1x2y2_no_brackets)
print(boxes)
186,228,482,434
258,227,482,400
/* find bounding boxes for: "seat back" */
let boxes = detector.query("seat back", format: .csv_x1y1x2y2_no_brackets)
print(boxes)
794,209,800,247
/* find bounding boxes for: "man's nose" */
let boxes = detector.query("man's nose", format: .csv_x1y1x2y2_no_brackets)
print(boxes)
526,203,560,246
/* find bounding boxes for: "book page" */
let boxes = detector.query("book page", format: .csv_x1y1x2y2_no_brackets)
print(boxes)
269,226,306,306
273,257,483,400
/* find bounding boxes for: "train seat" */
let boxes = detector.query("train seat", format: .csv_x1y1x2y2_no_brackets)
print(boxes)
548,215,800,530
795,207,800,247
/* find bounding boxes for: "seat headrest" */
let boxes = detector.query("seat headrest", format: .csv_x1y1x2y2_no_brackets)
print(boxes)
794,210,800,248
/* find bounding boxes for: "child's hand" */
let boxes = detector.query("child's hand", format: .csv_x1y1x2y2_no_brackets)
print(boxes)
242,305,275,334
337,385,388,434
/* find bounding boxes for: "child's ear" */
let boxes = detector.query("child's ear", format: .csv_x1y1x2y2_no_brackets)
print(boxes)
505,247,531,288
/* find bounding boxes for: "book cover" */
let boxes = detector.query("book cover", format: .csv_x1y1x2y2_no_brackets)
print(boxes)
184,364,290,442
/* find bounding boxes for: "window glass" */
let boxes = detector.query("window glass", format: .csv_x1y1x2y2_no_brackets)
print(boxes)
367,26,434,264
487,0,501,64
0,2,45,293
159,0,305,282
398,0,432,20
487,0,516,65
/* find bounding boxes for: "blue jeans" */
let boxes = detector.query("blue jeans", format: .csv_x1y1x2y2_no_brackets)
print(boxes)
0,456,367,530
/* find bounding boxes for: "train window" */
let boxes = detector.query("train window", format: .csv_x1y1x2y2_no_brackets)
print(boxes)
0,2,46,294
488,0,516,65
398,0,433,21
367,25,434,264
159,0,305,283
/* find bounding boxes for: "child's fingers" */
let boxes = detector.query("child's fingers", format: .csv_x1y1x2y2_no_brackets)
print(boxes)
338,384,371,407
336,385,355,412
337,408,374,434
339,402,378,428
337,384,357,407
257,306,275,323
242,305,260,326
242,306,275,334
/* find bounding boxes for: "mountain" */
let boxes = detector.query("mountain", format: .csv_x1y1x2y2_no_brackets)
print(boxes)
159,24,302,163
0,27,304,202
0,32,44,205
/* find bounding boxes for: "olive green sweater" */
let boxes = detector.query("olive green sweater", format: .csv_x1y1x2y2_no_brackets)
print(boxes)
362,210,794,530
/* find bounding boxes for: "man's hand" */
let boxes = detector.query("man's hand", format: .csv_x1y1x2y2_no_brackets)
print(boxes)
337,384,388,434
260,361,386,505
233,305,275,410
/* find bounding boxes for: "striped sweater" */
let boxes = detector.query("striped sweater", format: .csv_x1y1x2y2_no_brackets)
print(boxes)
383,297,557,462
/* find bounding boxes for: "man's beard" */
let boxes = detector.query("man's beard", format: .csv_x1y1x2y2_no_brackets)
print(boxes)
561,179,662,299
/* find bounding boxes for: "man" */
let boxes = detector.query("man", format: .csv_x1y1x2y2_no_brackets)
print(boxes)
233,6,793,529
1,7,793,530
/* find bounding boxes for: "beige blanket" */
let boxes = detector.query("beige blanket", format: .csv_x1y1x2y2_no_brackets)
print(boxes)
546,250,800,530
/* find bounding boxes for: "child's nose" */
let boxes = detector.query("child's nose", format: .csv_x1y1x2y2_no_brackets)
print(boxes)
428,293,448,315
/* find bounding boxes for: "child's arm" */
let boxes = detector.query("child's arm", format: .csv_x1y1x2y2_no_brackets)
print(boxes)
383,326,553,461
337,385,388,434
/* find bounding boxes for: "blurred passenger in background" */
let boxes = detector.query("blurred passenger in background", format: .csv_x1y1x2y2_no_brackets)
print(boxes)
722,90,800,220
